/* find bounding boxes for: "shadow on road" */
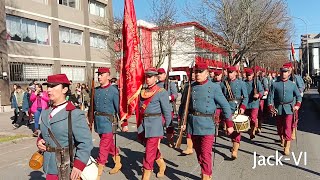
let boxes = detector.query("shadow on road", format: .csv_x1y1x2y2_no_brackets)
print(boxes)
28,171,45,180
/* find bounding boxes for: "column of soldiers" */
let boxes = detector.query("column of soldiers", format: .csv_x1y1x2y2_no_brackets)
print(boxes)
36,61,304,180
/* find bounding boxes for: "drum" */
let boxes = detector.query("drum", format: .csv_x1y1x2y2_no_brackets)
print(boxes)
232,114,250,133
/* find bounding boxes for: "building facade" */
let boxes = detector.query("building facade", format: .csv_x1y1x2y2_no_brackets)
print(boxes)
0,0,113,105
115,20,228,74
300,33,320,76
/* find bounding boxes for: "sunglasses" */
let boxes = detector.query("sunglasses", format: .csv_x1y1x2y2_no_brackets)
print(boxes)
195,70,205,74
46,83,60,88
228,71,234,73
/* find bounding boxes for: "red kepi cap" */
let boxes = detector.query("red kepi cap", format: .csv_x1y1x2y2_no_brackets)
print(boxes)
45,74,70,85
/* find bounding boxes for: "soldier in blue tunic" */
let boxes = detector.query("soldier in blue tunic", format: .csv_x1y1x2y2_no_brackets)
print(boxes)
220,66,249,160
138,68,172,180
156,68,178,147
283,62,305,140
244,68,263,139
180,63,233,180
267,66,302,155
37,74,93,180
93,68,122,179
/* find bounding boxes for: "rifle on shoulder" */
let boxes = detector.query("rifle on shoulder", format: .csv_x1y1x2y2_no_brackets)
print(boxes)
88,64,95,131
175,61,194,148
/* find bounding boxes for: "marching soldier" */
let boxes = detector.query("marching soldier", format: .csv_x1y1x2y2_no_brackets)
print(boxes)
283,62,305,140
220,66,249,159
157,68,178,147
137,68,172,180
94,68,122,179
180,63,233,180
212,69,225,133
244,68,263,139
180,72,196,155
258,68,269,133
37,74,93,180
267,66,302,155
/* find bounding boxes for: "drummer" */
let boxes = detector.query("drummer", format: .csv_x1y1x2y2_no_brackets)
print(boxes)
243,68,263,139
220,66,248,160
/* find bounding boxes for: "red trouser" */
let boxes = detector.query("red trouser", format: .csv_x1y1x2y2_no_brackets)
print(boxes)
97,133,119,165
166,112,175,134
292,110,299,128
214,108,224,124
245,108,259,128
46,174,58,180
186,133,191,138
143,137,162,170
276,115,293,141
191,135,214,176
258,100,265,125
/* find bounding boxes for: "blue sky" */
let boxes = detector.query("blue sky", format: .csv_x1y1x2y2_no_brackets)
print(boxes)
113,0,320,46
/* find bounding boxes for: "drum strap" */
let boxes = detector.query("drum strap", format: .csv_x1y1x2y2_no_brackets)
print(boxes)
224,80,235,100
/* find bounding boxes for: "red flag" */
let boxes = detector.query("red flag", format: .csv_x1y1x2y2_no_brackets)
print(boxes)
119,0,144,123
291,42,296,61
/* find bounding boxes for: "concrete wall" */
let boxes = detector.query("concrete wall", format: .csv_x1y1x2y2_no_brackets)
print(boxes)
0,1,10,105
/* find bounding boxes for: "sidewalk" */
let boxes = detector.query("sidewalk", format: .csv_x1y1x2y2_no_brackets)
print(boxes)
0,111,34,141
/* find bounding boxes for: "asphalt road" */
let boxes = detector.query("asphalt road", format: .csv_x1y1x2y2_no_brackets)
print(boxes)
0,90,319,180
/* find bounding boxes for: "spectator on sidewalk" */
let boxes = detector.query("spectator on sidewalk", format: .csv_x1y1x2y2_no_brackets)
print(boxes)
10,84,17,124
30,84,49,137
12,86,29,129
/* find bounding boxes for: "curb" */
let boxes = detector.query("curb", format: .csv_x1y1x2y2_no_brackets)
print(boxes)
0,135,34,145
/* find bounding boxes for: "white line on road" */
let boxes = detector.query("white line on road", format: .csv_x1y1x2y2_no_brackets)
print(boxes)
0,145,33,156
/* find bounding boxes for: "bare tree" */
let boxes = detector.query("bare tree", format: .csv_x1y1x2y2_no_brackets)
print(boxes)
147,0,178,68
93,16,123,72
186,0,292,66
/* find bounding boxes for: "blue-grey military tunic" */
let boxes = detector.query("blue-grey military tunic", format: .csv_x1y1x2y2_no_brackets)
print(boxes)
94,85,119,134
267,79,302,115
138,88,172,138
290,75,305,93
157,81,178,112
40,103,93,175
180,80,232,136
244,80,263,109
220,79,249,113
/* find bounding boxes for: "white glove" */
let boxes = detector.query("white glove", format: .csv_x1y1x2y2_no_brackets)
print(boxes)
169,96,172,101
300,92,304,97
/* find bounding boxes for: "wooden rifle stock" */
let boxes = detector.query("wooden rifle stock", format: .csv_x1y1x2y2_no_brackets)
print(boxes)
175,66,193,148
88,66,95,131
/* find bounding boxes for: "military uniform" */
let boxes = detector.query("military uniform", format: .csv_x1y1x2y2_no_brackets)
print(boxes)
156,68,178,147
244,68,264,139
220,66,248,159
138,68,172,179
37,74,93,180
267,67,302,155
283,62,305,139
180,63,232,179
212,70,224,128
93,68,122,178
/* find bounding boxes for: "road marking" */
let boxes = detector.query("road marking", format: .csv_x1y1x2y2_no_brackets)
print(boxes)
0,146,33,156
0,158,29,169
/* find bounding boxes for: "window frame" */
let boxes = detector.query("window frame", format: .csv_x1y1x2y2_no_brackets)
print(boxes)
89,0,106,17
6,15,50,45
59,26,83,45
58,0,80,10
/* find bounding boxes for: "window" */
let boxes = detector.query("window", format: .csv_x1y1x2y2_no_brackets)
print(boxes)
61,66,85,82
90,33,106,49
58,0,80,9
89,0,106,17
32,0,48,4
59,26,82,45
6,15,49,45
9,62,52,82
